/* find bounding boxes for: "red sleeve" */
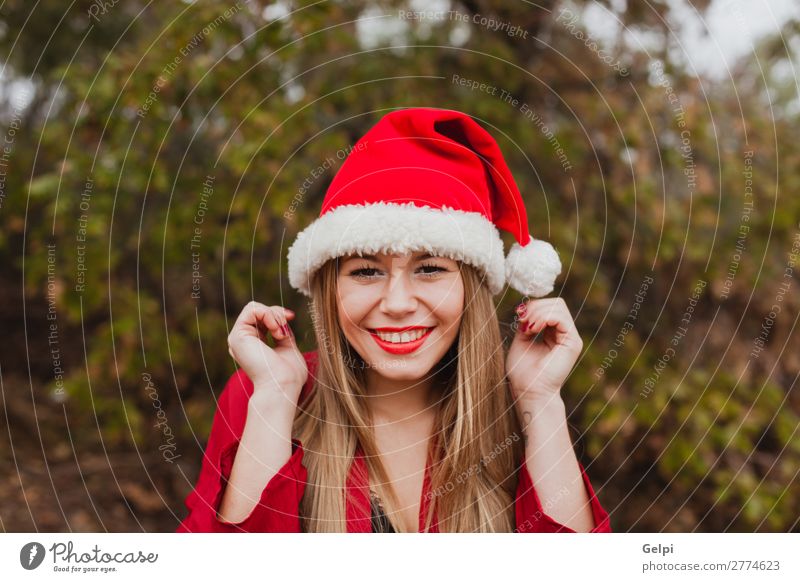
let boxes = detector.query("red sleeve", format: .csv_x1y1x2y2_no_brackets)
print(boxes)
176,351,317,533
515,457,612,533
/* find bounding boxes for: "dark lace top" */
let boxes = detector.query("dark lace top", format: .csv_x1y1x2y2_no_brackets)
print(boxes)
369,490,396,533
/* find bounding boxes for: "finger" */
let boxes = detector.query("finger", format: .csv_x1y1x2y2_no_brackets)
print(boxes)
526,304,580,347
268,305,287,328
515,304,543,334
273,305,297,325
523,303,572,336
275,323,296,347
262,306,292,341
267,306,298,344
518,297,560,310
514,298,555,329
529,309,571,337
519,318,551,337
515,310,533,334
528,318,549,335
232,302,266,338
525,298,570,322
235,301,282,340
282,311,296,334
514,300,532,325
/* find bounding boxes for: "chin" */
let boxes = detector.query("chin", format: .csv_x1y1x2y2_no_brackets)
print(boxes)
366,358,434,380
356,342,447,380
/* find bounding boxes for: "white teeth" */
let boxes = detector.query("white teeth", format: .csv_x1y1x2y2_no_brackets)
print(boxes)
375,328,429,343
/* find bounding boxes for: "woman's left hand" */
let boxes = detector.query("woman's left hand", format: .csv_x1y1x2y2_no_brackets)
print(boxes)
506,298,584,401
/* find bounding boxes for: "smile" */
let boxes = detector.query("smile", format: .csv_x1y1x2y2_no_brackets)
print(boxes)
367,326,435,354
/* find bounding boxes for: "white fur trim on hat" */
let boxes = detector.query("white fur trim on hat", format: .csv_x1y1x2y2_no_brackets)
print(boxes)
505,238,562,297
287,202,506,297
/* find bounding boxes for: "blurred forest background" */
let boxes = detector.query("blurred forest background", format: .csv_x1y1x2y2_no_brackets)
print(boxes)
0,0,798,532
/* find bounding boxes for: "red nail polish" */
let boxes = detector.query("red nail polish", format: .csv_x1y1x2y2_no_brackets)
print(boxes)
521,322,528,332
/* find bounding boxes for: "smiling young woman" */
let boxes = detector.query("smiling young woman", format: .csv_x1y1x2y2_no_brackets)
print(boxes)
176,108,611,533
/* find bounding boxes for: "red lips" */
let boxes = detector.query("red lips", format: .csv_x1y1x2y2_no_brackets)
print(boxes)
368,326,435,355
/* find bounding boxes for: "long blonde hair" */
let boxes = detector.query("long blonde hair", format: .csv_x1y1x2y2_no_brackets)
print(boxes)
294,258,525,532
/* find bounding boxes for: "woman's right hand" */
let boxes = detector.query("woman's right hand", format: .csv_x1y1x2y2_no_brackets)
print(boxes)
227,301,308,403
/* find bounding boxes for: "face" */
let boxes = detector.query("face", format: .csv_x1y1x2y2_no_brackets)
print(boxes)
336,251,464,382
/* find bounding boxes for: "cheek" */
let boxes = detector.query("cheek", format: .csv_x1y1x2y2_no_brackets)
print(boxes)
427,278,464,330
336,279,374,328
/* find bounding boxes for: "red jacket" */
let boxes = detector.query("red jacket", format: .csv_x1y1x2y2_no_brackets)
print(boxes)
177,350,612,533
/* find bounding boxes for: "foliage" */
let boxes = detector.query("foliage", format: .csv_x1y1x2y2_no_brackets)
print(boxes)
1,0,797,531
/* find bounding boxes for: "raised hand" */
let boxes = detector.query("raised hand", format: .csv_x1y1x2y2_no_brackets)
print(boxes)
506,298,584,401
227,301,308,403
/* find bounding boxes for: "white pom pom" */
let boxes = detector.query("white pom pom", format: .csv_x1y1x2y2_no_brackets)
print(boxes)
505,238,562,297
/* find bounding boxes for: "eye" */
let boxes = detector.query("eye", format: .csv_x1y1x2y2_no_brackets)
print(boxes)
349,264,383,279
347,262,448,280
417,262,447,277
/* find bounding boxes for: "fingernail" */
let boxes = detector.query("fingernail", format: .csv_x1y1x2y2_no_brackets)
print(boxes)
521,322,528,332
516,303,526,314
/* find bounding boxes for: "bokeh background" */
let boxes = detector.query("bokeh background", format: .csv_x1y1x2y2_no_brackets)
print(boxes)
1,0,798,532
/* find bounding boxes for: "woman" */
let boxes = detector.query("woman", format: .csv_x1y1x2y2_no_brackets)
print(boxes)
177,108,611,533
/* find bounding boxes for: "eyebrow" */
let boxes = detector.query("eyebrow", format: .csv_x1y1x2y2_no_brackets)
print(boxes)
348,253,438,262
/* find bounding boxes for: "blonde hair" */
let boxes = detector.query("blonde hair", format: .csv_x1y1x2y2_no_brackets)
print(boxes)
294,258,525,532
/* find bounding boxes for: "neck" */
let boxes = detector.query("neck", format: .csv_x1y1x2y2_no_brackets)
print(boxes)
363,369,440,426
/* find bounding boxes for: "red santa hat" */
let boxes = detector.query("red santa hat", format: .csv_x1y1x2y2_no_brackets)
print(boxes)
287,107,561,298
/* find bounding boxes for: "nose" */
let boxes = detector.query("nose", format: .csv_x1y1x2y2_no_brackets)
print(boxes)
380,270,418,316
